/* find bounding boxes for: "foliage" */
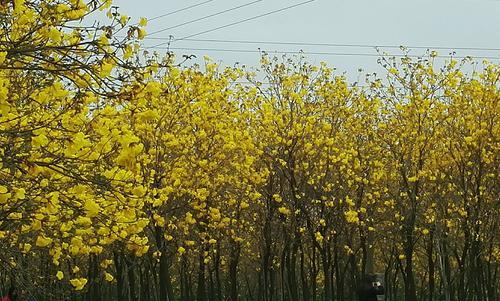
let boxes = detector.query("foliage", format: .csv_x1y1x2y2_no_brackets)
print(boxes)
0,1,498,301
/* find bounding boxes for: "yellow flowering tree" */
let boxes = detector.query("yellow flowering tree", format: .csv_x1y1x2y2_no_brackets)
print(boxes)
0,0,149,296
0,2,498,298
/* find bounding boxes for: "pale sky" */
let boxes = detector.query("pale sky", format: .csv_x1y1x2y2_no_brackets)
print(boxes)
112,0,500,77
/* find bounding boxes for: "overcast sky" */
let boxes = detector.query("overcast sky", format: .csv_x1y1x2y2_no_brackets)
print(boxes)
112,0,500,77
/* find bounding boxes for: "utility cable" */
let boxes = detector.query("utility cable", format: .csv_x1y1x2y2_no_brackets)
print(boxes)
143,37,500,52
149,0,316,48
147,0,215,23
148,46,500,60
148,0,263,36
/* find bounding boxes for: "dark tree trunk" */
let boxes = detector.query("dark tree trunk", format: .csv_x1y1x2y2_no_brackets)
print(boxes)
228,242,241,301
140,263,151,301
180,256,189,301
196,252,207,301
127,256,138,301
321,250,332,301
260,186,275,301
214,242,222,301
261,233,272,301
348,253,357,301
334,240,344,301
114,251,126,301
300,244,310,301
402,195,418,301
427,232,435,301
403,249,417,301
280,241,287,301
159,252,174,301
287,235,299,301
87,255,101,301
310,246,318,301
470,240,484,301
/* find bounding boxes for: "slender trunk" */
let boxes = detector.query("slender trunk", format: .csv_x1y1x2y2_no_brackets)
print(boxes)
245,273,254,301
258,267,264,301
458,222,470,301
427,232,435,301
270,251,277,301
366,230,375,275
261,176,275,301
311,246,318,301
229,242,241,301
384,261,392,301
159,251,174,301
214,242,222,301
151,258,160,301
280,242,287,301
140,263,151,301
180,256,189,301
403,250,417,301
208,261,215,301
87,255,100,301
127,256,137,301
334,240,343,301
470,240,484,301
321,250,332,301
360,230,369,276
196,252,206,301
392,263,400,301
300,245,310,301
261,233,272,301
440,241,452,301
287,235,299,301
403,199,417,301
485,231,497,301
348,253,357,301
114,251,126,301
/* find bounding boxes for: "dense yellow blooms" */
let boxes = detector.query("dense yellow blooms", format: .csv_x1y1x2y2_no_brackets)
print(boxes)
0,0,498,298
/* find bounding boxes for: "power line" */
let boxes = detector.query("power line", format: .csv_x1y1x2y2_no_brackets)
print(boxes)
147,0,215,23
178,0,316,41
232,82,413,91
148,0,263,36
148,46,500,60
149,0,316,48
233,81,375,88
142,37,500,52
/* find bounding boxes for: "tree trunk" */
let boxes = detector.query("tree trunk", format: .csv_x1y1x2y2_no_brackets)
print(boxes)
208,261,215,301
348,253,357,301
159,251,174,301
366,230,375,275
300,244,310,301
196,252,207,301
334,240,344,301
114,251,126,301
310,246,318,301
228,242,241,301
280,239,289,301
427,232,435,301
321,250,332,301
87,255,101,301
180,256,190,301
261,231,272,301
127,256,137,301
287,235,299,301
214,242,222,301
140,263,150,301
403,249,418,301
439,239,453,301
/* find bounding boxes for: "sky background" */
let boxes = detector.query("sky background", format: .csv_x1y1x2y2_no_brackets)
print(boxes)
111,0,500,79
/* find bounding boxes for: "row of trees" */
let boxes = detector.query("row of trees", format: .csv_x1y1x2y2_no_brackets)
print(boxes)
1,1,498,301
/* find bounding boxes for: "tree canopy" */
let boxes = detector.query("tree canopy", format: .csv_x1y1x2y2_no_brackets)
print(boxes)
0,1,498,301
